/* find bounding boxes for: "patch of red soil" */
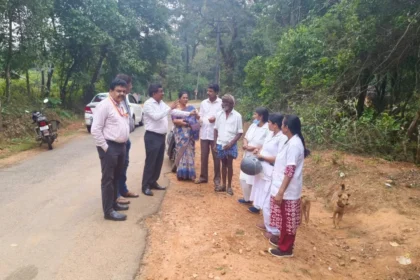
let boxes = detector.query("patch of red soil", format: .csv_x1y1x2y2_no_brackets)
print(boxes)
138,145,420,280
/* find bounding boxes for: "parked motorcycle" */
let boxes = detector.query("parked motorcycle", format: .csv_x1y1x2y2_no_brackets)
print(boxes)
166,128,177,172
27,98,60,150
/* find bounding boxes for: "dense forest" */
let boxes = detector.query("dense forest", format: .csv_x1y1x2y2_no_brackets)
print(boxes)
0,0,419,162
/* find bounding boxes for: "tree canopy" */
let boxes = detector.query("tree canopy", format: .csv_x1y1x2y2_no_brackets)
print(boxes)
1,0,419,161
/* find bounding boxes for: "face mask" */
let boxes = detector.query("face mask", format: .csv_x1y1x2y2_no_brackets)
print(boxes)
253,119,260,125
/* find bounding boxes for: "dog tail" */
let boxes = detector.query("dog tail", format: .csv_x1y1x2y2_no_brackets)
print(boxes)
341,184,346,191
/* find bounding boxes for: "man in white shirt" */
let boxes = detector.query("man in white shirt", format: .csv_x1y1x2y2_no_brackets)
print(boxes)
142,84,196,196
91,78,130,221
213,94,243,196
195,84,223,188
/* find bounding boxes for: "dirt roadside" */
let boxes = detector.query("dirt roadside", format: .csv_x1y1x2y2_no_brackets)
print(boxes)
138,143,420,280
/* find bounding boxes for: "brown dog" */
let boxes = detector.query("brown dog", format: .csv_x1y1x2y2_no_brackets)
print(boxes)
301,195,311,224
331,184,351,229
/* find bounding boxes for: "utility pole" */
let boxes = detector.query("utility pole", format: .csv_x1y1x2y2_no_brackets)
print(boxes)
215,18,221,85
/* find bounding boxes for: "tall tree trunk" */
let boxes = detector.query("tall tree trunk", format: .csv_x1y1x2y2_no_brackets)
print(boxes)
26,70,31,97
192,42,199,61
219,17,238,88
46,65,54,97
41,70,45,96
61,62,76,106
407,111,420,138
290,0,302,26
417,125,420,164
356,68,371,117
5,12,13,103
0,99,3,132
84,46,108,103
185,44,190,73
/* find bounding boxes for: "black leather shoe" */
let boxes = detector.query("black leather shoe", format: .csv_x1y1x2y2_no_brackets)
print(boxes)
104,210,127,221
143,188,154,196
151,184,166,190
113,203,129,211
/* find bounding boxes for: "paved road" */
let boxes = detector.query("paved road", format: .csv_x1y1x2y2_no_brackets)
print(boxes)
0,126,172,280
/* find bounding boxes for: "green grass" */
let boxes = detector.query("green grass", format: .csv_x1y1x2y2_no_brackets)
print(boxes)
9,142,37,153
0,137,38,159
313,153,322,164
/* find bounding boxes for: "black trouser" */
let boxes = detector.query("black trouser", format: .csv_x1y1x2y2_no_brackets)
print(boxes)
199,139,221,186
142,131,166,191
97,141,126,215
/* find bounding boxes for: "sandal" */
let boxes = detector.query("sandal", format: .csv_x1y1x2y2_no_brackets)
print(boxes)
214,185,226,192
248,206,260,214
226,187,234,196
122,191,139,198
269,235,280,247
262,231,273,240
238,198,252,205
194,178,208,184
116,197,130,204
256,222,266,231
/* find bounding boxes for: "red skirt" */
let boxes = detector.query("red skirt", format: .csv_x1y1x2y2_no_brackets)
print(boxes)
270,197,301,235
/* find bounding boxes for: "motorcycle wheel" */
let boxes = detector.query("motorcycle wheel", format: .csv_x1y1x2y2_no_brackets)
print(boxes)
170,144,176,162
46,136,53,150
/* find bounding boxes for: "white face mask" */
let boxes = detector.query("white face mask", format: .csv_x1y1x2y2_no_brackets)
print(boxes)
253,119,260,125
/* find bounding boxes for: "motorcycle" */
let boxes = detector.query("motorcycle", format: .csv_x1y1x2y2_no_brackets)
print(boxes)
27,98,60,150
166,128,177,172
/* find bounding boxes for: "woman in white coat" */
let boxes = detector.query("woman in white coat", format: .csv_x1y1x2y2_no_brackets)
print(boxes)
238,107,269,205
253,114,287,237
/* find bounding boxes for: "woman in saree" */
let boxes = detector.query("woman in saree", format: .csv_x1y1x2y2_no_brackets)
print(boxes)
172,91,200,181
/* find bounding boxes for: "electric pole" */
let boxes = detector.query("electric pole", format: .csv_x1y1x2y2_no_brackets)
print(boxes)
215,18,221,85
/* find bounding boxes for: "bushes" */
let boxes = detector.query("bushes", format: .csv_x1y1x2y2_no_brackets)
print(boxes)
235,91,417,162
292,94,413,162
240,0,420,163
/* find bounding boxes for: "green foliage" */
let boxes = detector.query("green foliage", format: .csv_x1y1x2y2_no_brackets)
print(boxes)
0,0,173,109
290,93,409,161
240,0,420,162
1,0,419,163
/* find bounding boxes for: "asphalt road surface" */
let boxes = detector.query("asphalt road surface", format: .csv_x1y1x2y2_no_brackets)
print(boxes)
0,126,172,280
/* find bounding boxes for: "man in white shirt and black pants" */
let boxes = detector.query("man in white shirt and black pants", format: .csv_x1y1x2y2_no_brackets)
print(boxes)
91,78,130,221
142,84,195,196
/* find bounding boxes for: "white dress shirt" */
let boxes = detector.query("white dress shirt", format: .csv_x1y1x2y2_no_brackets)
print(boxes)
199,97,223,140
143,97,191,134
215,109,243,146
91,97,130,152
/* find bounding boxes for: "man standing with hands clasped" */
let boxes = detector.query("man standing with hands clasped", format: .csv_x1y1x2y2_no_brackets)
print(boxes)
91,78,130,221
195,84,223,189
142,84,197,196
213,94,243,196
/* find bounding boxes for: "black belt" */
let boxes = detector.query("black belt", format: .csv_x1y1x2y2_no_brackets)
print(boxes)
106,140,126,145
146,130,166,137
